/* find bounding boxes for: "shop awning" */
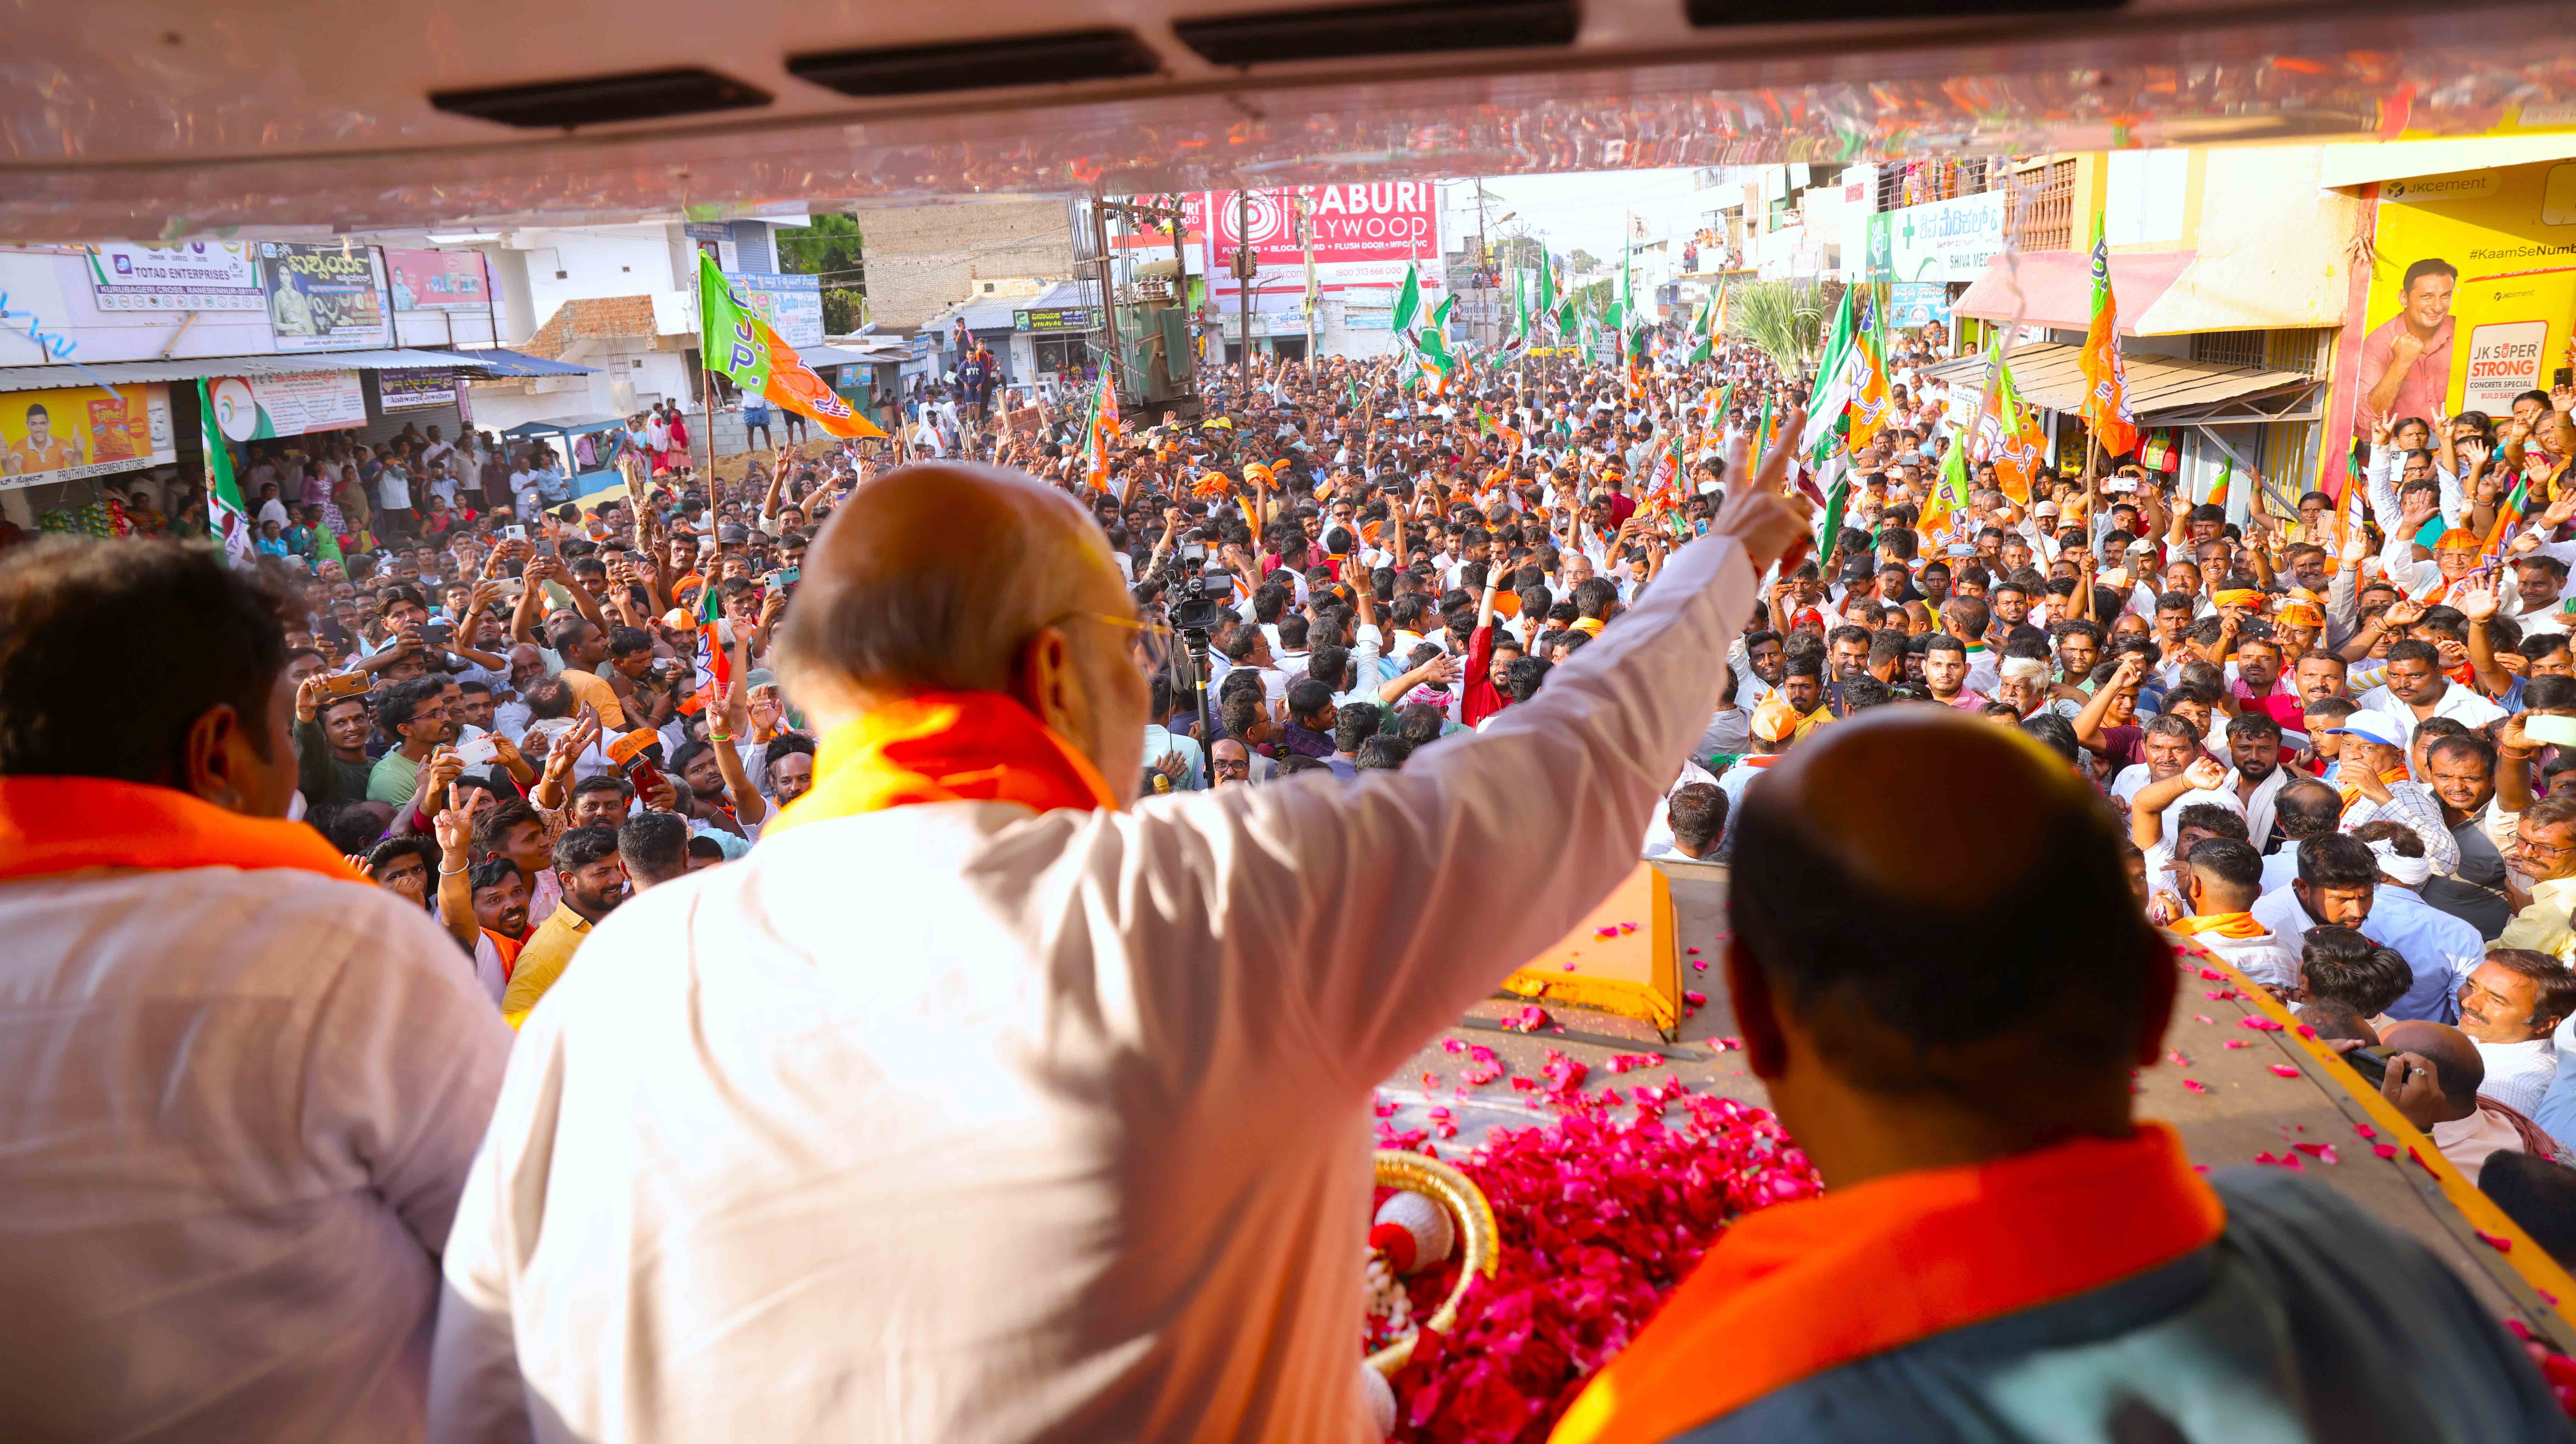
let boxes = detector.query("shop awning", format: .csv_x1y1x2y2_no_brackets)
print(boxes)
1919,343,2321,423
463,348,595,379
1949,251,2197,336
0,348,505,395
797,345,883,368
501,414,628,439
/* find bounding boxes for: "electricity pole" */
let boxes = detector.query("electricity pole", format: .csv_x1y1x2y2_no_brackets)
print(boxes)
1234,188,1255,395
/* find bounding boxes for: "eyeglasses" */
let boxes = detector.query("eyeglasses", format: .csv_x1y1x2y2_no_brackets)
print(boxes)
2515,833,2576,861
1052,611,1173,675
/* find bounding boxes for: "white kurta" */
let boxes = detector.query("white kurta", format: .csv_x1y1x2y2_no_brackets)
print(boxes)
0,866,512,1442
428,535,1760,1443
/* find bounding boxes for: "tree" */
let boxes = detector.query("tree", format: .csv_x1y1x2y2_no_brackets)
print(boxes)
775,214,867,333
1726,279,1823,378
1567,248,1602,276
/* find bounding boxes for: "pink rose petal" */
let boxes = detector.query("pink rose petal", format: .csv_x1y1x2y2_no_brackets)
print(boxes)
2240,1017,2286,1032
1683,990,1707,1006
2183,1079,2211,1094
2373,1143,2399,1159
2475,1229,2515,1252
2269,1064,2301,1078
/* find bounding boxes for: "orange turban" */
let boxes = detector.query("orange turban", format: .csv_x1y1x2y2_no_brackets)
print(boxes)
2275,602,2325,629
1751,694,1804,744
2434,528,2482,554
2212,588,2263,611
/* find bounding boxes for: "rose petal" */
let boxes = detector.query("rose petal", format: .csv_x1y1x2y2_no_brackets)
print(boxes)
1683,991,1707,1006
2193,1014,2216,1025
2355,1123,2379,1140
2183,1079,2211,1094
2373,1143,2399,1159
2475,1229,2515,1252
2224,1040,2252,1049
2240,1017,2286,1032
2269,1064,2301,1078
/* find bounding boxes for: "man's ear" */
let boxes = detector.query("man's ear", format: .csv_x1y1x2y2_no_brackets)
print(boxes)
1724,938,1789,1083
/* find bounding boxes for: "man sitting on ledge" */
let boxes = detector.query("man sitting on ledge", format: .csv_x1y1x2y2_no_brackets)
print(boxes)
1553,707,2570,1444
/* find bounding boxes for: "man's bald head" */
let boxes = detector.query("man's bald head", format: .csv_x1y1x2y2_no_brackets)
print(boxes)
1731,706,2165,1096
777,463,1124,703
2381,1020,2484,1120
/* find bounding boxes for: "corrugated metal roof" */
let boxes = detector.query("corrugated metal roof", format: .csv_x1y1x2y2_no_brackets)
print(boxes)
925,279,1104,336
464,347,595,378
1919,343,2309,420
0,348,504,395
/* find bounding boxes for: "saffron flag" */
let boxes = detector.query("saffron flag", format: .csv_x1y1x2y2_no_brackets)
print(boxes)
1968,351,2047,504
2079,215,2140,460
698,254,885,440
197,378,253,566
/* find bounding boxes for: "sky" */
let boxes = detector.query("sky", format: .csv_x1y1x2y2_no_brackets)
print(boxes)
1439,169,1713,276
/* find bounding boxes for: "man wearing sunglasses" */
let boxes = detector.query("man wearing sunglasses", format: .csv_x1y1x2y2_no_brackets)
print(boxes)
431,454,1811,1443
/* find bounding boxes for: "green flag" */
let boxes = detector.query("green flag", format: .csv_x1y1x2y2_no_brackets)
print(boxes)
1431,293,1454,331
197,378,252,566
1391,262,1422,337
1538,249,1558,318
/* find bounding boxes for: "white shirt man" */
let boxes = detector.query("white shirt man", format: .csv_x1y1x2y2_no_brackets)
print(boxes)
0,813,510,1441
376,463,413,513
425,529,1763,1444
2357,677,2506,746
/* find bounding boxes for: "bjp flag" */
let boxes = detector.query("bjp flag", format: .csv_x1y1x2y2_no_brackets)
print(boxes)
698,253,885,440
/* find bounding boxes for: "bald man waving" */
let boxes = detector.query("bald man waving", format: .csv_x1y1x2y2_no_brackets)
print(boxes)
428,452,1810,1444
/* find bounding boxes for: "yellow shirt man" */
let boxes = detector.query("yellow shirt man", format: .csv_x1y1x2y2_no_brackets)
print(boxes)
500,907,593,1028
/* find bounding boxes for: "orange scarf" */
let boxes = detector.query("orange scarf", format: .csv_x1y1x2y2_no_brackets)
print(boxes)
1550,1123,2223,1444
2338,765,2412,813
482,927,526,981
0,776,362,884
766,691,1117,835
2169,910,2268,940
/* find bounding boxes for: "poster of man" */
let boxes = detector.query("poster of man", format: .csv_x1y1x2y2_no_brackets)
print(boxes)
2355,257,2457,432
2341,160,2576,452
2,402,83,477
257,241,391,351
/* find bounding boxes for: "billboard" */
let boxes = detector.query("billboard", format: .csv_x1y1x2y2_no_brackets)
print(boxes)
207,371,369,439
2346,160,2576,441
85,243,264,312
1202,183,1444,303
386,249,491,311
257,241,390,351
1866,189,2008,285
0,383,176,491
719,271,824,348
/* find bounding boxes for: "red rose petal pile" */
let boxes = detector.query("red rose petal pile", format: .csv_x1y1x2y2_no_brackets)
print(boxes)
2502,1318,2576,1419
1382,1083,1822,1442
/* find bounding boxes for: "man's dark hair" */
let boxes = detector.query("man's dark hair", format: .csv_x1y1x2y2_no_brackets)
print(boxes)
606,625,653,658
467,856,522,897
1395,703,1445,748
2225,711,2283,744
2298,832,2382,891
763,733,817,767
1353,735,1411,771
553,823,621,874
1333,706,1380,754
2528,676,2576,712
2402,256,2459,291
2174,803,2250,846
2185,836,2263,890
618,809,692,885
1286,678,1335,723
2384,638,2442,671
376,675,445,735
1307,644,1352,694
2020,711,2078,762
1504,655,1551,703
1276,753,1329,776
1667,782,1727,854
1573,576,1619,620
364,834,437,884
2481,1152,2576,1272
2426,733,2497,774
0,539,287,783
472,798,543,858
1728,734,2167,1091
571,772,634,804
2297,926,2410,1017
522,676,575,722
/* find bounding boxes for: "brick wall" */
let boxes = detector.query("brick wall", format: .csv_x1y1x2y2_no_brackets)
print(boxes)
523,295,657,360
861,200,1074,327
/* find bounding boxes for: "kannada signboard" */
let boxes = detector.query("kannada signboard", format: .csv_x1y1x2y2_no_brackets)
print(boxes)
1203,183,1445,303
258,242,391,351
85,243,264,312
386,249,491,311
719,271,824,348
207,370,369,439
0,383,175,491
378,368,458,411
1014,307,1099,333
1888,281,1955,328
1867,189,2008,285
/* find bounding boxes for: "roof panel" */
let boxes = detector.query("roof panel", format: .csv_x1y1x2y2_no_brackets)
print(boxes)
1916,343,2309,421
0,349,502,395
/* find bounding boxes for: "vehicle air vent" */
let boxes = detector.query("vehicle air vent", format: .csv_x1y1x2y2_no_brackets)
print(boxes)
788,30,1161,98
430,69,770,130
1175,0,1579,68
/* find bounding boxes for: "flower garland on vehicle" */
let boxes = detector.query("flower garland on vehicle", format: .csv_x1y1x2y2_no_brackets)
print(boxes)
1380,1076,1822,1443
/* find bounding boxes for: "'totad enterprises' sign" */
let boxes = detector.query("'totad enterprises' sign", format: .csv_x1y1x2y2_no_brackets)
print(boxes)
86,243,264,312
1014,307,1099,333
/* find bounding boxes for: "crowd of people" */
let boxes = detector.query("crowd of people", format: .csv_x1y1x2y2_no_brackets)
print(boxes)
7,313,2576,1442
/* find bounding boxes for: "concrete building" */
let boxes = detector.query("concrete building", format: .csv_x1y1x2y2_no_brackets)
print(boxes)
856,200,1078,330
